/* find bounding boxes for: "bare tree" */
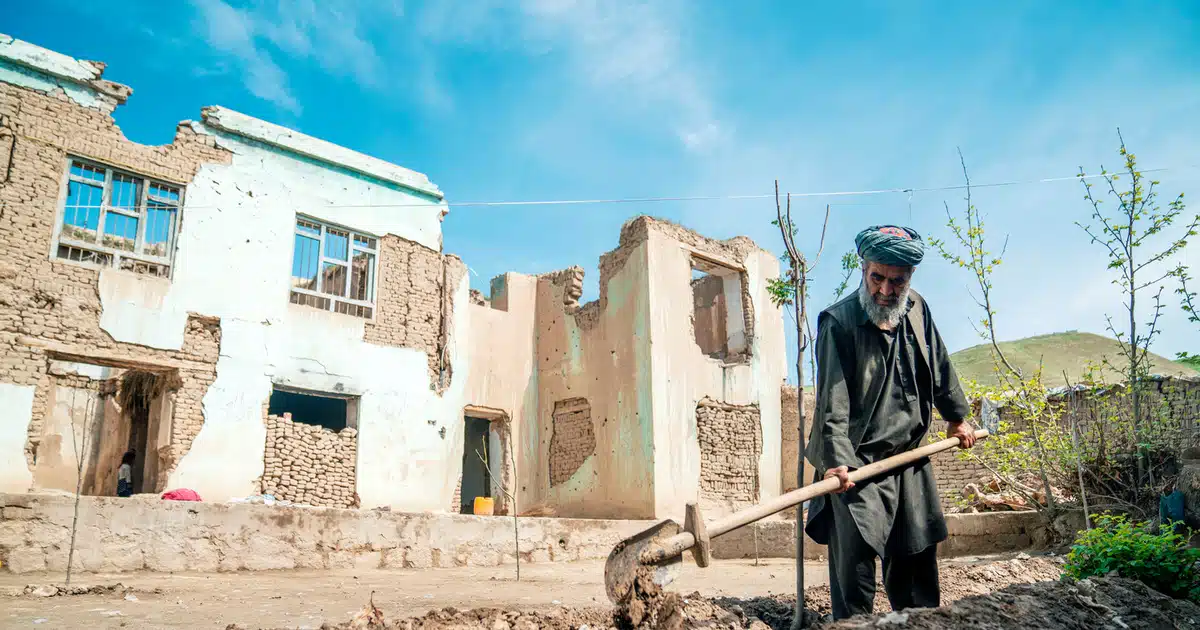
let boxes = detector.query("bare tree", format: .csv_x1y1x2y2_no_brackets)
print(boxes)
766,181,831,630
65,386,97,587
476,428,521,581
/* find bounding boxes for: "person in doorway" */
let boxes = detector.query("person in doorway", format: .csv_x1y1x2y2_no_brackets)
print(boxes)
804,224,978,620
117,450,135,498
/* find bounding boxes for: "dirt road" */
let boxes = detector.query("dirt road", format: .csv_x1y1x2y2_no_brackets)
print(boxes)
0,553,1030,629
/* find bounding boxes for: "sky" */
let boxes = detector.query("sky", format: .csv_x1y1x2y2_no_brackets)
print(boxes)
6,0,1200,384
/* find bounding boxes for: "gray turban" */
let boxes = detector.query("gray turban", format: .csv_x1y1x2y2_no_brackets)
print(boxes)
855,225,925,267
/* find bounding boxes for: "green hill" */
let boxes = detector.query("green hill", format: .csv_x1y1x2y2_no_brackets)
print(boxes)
949,331,1198,389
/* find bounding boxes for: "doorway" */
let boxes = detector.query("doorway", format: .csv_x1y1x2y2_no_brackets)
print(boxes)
33,362,173,497
459,416,492,513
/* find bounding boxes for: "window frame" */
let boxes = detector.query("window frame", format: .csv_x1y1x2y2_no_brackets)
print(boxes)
289,214,379,320
51,156,184,278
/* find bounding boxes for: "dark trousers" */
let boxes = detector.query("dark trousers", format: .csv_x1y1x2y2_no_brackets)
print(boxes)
827,496,940,620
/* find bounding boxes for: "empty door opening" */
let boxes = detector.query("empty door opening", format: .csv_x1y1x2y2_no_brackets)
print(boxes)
459,416,492,513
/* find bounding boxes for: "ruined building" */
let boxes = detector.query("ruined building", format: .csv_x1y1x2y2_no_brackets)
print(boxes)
0,35,787,522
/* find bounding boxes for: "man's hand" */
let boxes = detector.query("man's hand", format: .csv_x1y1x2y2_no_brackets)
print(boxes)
947,420,977,449
824,466,855,494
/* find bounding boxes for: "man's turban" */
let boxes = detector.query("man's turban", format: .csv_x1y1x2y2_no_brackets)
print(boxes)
854,225,925,267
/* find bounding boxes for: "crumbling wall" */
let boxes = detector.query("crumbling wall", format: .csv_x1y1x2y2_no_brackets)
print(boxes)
362,236,467,391
261,413,357,508
0,69,230,493
696,398,762,512
549,398,595,486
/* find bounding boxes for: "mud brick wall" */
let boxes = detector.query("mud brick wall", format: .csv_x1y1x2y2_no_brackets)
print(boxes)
0,79,231,480
361,235,467,392
549,398,595,486
1038,376,1200,444
450,474,463,513
696,398,762,511
261,414,357,508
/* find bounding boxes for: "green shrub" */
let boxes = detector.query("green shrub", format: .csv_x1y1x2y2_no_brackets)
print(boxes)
1064,513,1200,604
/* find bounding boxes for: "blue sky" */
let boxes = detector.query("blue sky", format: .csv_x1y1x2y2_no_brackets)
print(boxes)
7,1,1200,384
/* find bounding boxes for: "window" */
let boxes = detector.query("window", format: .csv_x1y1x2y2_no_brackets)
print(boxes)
268,385,359,432
55,158,182,277
290,216,378,319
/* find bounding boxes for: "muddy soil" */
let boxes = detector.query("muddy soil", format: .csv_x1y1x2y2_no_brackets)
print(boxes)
326,555,1079,629
823,577,1200,630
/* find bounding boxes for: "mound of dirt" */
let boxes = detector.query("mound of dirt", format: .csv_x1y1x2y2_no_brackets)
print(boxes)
822,577,1200,629
323,555,1149,630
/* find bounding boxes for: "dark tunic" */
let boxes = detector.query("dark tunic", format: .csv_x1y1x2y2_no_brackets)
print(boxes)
804,289,971,557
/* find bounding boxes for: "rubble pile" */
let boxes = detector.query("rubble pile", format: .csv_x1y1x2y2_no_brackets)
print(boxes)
955,475,1073,513
261,413,358,508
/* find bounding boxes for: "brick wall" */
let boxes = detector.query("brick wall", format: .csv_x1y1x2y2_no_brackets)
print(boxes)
696,398,762,512
0,79,230,480
549,398,595,486
780,385,989,510
362,235,466,392
261,413,357,508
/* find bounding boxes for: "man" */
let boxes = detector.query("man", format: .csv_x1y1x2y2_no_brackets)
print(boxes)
804,224,977,620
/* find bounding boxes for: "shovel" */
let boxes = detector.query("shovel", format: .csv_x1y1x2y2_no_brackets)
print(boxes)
603,428,990,604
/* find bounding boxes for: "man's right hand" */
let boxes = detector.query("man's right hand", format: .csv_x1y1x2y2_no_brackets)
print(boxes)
824,466,855,494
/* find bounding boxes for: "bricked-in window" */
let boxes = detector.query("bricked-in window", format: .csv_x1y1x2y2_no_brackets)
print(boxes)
290,216,378,319
54,158,183,277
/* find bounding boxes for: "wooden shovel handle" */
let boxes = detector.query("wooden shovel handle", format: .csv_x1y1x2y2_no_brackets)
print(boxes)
641,429,989,564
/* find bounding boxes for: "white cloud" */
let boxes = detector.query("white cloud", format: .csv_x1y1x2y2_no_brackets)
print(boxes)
188,0,299,113
188,0,389,114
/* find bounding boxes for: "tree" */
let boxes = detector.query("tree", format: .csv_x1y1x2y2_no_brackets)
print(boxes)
475,429,521,581
1173,270,1200,369
766,182,833,630
65,387,97,587
928,149,1065,518
1077,130,1199,492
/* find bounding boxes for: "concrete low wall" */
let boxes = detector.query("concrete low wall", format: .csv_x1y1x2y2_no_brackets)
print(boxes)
0,493,651,574
0,493,1045,574
711,511,1047,561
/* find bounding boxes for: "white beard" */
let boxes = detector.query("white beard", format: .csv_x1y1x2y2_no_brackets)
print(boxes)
858,279,910,328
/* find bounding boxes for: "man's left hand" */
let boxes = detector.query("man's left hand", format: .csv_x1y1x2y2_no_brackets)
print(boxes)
947,420,977,449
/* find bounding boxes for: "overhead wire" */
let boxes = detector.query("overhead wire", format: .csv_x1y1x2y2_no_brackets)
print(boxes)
2,165,1190,211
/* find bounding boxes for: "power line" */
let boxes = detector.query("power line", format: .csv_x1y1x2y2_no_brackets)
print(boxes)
2,166,1191,211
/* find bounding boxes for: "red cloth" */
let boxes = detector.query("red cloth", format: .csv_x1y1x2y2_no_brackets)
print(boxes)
161,488,202,502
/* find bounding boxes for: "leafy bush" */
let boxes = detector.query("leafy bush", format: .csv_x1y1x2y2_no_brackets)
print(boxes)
1064,513,1200,604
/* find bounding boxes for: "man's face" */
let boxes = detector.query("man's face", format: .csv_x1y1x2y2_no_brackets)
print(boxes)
863,261,913,307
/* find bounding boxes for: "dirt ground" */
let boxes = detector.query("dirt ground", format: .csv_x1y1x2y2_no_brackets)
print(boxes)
0,553,1053,629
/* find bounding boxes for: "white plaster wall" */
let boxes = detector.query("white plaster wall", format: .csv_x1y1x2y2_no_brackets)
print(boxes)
0,384,35,493
648,234,786,521
461,274,539,510
90,125,470,509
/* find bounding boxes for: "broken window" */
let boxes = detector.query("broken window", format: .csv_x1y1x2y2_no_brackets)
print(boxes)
290,216,378,319
54,158,181,278
690,256,749,360
267,386,359,432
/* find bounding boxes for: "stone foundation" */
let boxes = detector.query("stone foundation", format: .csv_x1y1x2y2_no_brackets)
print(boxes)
0,493,1049,574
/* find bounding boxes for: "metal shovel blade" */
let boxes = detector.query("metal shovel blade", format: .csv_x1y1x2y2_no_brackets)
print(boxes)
604,519,684,604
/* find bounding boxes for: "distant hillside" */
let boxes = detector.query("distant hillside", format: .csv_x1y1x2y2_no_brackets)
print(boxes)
949,331,1198,389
